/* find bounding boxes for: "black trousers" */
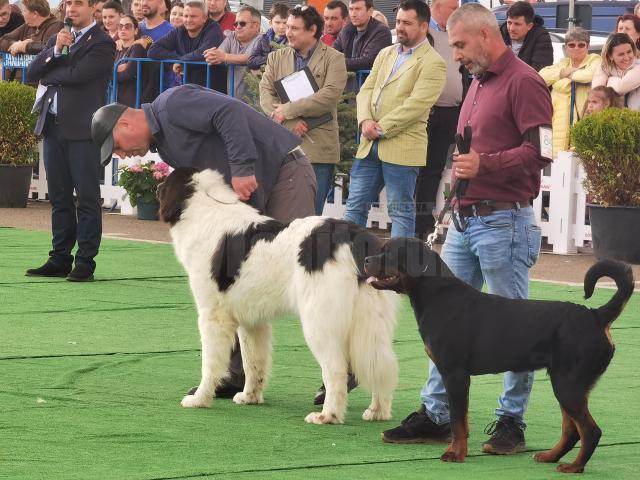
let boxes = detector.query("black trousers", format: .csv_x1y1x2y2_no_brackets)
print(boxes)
415,105,460,236
42,114,102,270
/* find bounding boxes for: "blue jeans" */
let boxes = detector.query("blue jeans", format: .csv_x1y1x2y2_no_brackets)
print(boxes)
343,143,419,238
420,207,542,428
313,163,335,215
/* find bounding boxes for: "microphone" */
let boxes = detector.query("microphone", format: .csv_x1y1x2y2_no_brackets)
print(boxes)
61,17,73,56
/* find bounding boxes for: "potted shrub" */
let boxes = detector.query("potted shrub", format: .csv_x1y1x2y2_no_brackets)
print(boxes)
118,161,171,220
0,82,38,208
571,108,640,263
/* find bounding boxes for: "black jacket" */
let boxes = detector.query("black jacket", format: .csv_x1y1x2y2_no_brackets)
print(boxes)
27,24,116,139
500,15,553,71
333,18,391,72
0,5,23,37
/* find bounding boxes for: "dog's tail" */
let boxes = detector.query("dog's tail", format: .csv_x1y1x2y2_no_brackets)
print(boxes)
584,259,635,325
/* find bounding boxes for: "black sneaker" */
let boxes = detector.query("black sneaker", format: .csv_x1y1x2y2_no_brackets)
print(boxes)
25,259,72,277
313,373,358,405
482,416,526,454
381,405,451,444
187,374,245,399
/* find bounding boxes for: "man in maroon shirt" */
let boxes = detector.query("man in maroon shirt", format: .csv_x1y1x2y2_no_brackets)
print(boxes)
382,3,552,457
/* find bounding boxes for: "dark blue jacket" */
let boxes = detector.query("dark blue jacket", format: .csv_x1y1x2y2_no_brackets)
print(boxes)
143,84,301,211
147,20,226,92
247,28,287,70
27,23,115,139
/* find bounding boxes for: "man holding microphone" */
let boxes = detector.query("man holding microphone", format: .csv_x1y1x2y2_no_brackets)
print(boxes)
26,0,115,282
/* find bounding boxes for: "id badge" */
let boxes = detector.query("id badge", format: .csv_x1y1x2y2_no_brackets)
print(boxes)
539,126,553,159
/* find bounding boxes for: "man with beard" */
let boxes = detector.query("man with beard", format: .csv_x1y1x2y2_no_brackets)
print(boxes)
382,3,552,457
343,0,445,239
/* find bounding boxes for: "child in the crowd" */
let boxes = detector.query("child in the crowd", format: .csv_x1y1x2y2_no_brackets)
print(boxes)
246,2,289,70
585,85,623,115
169,1,184,28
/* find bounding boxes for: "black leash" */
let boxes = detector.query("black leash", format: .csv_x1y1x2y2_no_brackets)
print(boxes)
426,126,472,247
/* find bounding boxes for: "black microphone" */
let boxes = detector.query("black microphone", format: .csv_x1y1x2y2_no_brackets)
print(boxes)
61,17,73,56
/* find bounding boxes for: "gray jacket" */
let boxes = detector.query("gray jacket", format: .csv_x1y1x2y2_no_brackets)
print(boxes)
143,84,301,211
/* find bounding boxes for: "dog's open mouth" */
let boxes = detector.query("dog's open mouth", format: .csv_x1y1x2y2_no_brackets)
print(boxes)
366,275,400,289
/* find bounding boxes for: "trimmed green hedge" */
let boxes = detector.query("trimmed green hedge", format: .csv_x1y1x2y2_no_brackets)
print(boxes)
571,108,640,207
0,81,38,166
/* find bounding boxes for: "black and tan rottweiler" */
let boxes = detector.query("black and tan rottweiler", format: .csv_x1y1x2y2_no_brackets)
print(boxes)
364,237,635,473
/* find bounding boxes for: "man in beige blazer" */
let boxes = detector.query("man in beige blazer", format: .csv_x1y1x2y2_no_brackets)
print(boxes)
344,0,446,237
260,5,347,215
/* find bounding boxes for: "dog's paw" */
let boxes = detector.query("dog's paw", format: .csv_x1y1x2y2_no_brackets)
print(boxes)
440,451,465,463
233,391,263,405
362,407,391,421
181,394,212,408
534,451,558,463
556,463,584,474
304,411,342,425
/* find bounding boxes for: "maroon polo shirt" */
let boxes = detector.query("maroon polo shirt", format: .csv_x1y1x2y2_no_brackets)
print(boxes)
454,49,552,206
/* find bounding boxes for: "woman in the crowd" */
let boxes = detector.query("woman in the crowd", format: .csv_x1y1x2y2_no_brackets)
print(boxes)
102,1,124,41
592,33,640,110
114,14,148,107
616,14,640,50
539,27,601,157
585,85,623,115
169,1,184,28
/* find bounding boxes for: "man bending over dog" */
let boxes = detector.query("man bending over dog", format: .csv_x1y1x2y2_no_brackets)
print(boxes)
91,84,317,398
382,3,552,454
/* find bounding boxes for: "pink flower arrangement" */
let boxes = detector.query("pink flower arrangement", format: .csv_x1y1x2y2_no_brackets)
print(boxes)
118,161,172,207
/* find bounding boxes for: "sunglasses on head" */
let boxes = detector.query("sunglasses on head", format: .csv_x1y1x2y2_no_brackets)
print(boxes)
293,4,309,11
566,42,588,48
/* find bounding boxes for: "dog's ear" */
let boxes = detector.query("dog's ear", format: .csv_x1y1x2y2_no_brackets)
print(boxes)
158,168,197,225
197,170,239,205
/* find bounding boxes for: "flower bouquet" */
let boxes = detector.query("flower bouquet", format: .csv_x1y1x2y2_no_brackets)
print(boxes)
118,161,171,207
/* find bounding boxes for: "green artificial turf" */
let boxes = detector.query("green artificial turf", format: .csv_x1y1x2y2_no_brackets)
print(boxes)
0,227,638,479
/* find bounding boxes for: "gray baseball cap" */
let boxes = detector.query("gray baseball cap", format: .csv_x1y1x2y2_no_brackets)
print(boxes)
92,103,128,166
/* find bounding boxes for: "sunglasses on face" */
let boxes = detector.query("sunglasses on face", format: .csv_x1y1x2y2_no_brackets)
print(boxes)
566,42,588,48
118,23,135,30
233,20,256,27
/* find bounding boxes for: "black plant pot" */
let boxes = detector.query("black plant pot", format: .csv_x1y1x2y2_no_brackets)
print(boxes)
0,165,33,208
588,204,640,264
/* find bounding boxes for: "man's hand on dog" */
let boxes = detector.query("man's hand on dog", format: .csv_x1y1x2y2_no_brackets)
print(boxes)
232,175,258,201
453,148,480,179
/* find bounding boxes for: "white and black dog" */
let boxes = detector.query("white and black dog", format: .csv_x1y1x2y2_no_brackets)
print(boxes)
157,168,398,424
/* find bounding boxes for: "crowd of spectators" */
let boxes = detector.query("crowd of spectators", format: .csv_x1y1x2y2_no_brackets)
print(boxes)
1,0,640,199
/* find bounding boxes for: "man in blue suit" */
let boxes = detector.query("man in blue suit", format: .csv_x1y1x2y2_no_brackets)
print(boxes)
26,0,115,282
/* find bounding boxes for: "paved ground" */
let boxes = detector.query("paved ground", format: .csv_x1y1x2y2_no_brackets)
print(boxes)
2,200,639,287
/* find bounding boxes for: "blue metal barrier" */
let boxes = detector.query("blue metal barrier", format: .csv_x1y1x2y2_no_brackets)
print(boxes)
1,52,36,83
356,69,370,88
111,57,235,107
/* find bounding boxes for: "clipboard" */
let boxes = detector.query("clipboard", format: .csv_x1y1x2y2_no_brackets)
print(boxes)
274,66,333,129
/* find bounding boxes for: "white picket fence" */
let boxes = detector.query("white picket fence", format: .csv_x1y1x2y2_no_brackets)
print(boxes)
29,150,591,253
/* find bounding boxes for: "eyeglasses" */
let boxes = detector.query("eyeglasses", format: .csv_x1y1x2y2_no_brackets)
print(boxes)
566,42,588,48
233,20,256,27
0,11,11,19
118,23,135,30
